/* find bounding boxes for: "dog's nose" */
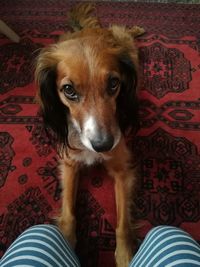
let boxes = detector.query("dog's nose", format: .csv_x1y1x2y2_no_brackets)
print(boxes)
90,134,114,152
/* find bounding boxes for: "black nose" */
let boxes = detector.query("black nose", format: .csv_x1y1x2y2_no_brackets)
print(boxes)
90,134,114,152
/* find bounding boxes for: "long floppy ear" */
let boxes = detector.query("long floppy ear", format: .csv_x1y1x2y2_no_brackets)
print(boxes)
109,24,144,66
109,25,144,133
117,55,139,133
35,50,69,147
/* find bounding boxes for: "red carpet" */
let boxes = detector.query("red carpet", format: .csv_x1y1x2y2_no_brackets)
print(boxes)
0,1,200,266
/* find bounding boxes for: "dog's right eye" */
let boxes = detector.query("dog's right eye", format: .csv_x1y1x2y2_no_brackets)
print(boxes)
107,76,120,96
62,84,79,101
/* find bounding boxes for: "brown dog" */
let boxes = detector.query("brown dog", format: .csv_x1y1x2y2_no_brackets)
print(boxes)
35,3,144,266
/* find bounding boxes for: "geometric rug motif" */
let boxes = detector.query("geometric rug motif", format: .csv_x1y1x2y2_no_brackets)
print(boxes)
139,99,200,131
0,187,52,256
134,128,200,225
0,132,15,188
140,42,192,99
76,190,115,267
0,39,42,94
37,158,61,202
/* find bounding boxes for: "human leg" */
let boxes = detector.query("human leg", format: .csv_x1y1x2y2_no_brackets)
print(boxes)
0,224,80,267
129,225,200,267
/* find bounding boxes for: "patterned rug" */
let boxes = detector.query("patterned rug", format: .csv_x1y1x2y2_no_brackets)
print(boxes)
0,1,200,266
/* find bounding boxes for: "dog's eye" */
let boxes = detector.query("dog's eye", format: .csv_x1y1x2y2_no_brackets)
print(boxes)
107,77,120,96
62,84,79,101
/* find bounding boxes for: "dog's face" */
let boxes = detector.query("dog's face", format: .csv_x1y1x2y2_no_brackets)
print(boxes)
36,28,139,153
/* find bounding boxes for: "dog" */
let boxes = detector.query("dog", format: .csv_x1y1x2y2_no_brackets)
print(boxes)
35,3,144,267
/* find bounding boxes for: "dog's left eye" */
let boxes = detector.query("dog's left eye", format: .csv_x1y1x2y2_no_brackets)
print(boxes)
107,77,120,96
62,84,79,101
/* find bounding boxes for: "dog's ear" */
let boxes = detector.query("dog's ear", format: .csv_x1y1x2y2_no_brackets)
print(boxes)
117,54,140,133
109,25,143,133
109,24,144,66
35,49,69,147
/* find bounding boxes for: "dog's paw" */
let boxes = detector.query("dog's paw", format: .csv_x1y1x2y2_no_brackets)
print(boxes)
57,216,77,249
115,238,136,267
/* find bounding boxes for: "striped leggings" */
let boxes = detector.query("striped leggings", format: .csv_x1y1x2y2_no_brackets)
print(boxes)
1,225,200,267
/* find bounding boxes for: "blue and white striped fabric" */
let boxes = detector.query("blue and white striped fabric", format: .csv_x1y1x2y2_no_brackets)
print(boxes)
130,226,200,267
1,225,200,267
0,224,80,267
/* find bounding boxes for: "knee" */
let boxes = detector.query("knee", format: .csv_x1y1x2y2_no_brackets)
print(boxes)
26,223,59,232
147,225,191,240
20,224,63,241
149,225,178,232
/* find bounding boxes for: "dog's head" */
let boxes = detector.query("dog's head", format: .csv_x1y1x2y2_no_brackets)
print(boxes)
35,26,140,153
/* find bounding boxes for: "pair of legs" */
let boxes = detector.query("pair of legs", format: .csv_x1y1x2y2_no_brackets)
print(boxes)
1,224,200,267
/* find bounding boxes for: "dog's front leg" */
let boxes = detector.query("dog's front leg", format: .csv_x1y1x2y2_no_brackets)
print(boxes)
57,159,79,248
114,170,137,267
106,149,137,267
